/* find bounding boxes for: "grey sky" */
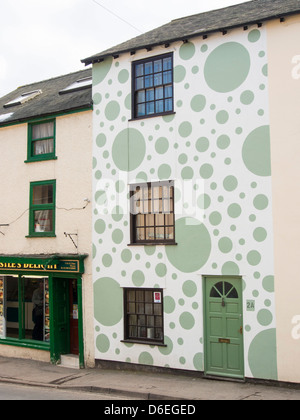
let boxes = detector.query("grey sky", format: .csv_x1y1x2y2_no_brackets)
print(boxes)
0,0,249,97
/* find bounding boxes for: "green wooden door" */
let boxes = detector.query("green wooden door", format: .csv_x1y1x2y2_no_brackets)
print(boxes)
205,277,244,379
52,278,70,357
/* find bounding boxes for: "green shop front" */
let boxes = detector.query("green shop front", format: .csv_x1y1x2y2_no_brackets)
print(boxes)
0,255,87,367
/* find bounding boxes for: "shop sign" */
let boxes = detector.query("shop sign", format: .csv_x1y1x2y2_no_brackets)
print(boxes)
0,259,79,273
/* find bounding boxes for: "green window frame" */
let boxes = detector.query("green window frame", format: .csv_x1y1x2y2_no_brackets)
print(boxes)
26,119,56,162
28,180,56,237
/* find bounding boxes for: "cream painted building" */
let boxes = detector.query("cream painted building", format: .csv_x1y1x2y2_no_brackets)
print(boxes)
0,69,94,368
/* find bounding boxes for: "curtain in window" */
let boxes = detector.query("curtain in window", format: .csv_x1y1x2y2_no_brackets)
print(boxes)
34,210,52,232
32,122,54,156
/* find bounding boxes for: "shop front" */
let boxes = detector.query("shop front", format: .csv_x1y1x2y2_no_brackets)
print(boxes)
0,255,87,367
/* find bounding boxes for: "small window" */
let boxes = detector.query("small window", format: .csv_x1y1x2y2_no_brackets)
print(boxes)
130,181,175,244
59,77,92,95
27,120,56,162
124,288,164,344
132,54,173,119
29,180,56,237
4,90,42,108
210,282,238,299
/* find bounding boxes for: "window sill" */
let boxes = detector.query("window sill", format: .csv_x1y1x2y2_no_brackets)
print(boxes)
129,111,176,122
128,242,177,247
25,156,57,164
26,234,56,238
121,339,167,347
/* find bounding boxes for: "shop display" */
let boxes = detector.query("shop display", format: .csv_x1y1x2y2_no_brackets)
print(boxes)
44,279,50,342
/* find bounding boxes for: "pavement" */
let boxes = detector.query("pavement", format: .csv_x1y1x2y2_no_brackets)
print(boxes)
0,356,299,400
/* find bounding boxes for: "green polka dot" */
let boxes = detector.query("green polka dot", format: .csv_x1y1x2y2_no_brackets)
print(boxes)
248,329,278,380
217,134,230,150
248,29,261,43
191,95,206,112
112,128,146,172
209,211,222,226
139,352,153,365
216,110,229,124
94,277,122,326
121,249,132,263
166,217,211,273
179,121,192,138
155,137,169,154
242,126,271,177
105,101,120,121
179,312,195,330
253,227,267,242
200,163,213,179
262,275,274,293
132,270,145,286
112,205,123,222
118,69,129,84
93,57,113,86
155,263,167,277
95,219,106,234
240,90,255,105
204,42,250,93
223,175,238,191
179,42,196,60
218,237,233,253
174,65,186,83
193,353,203,371
164,296,176,314
222,261,240,275
227,203,242,218
247,250,262,266
93,93,102,105
158,164,172,180
182,280,197,298
112,229,123,244
253,194,269,210
102,254,112,267
96,334,110,353
158,336,173,355
181,166,194,180
196,137,209,152
197,193,211,209
96,133,106,148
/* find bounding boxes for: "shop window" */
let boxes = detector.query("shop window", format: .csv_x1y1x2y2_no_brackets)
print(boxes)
132,53,174,119
130,181,175,244
0,276,50,343
124,288,164,344
27,120,56,162
28,180,56,237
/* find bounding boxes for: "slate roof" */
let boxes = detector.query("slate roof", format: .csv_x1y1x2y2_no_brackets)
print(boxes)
0,68,92,126
82,0,300,64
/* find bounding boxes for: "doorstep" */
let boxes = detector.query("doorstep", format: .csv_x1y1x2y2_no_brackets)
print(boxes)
59,354,80,370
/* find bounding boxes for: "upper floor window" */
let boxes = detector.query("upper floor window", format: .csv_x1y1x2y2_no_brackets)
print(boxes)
132,53,173,119
27,120,56,162
28,180,56,237
130,181,175,244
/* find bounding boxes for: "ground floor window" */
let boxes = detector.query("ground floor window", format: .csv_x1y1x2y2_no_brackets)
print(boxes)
124,288,164,344
0,276,50,343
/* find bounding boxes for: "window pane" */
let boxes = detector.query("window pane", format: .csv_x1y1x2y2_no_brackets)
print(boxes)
155,214,165,226
145,214,154,227
32,122,54,140
33,139,54,156
146,102,155,115
154,60,162,72
146,227,155,241
137,104,145,117
163,57,172,70
34,210,53,232
154,73,162,86
32,184,53,205
137,90,145,103
155,226,164,240
5,276,19,339
146,89,154,102
145,62,153,75
165,98,173,112
164,85,173,98
163,71,172,84
136,77,144,90
136,214,145,227
136,64,144,77
155,87,164,100
156,100,164,114
145,75,153,88
165,226,174,240
136,228,145,241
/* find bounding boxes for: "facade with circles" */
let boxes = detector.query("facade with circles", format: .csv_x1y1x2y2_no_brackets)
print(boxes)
83,1,300,383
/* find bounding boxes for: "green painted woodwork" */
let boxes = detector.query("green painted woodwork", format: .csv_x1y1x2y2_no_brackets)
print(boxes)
204,277,244,379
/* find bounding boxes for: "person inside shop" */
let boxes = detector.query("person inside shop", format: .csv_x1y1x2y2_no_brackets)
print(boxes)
32,281,44,341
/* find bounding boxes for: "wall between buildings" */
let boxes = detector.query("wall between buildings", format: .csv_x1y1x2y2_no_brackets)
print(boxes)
267,15,300,384
92,25,276,379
